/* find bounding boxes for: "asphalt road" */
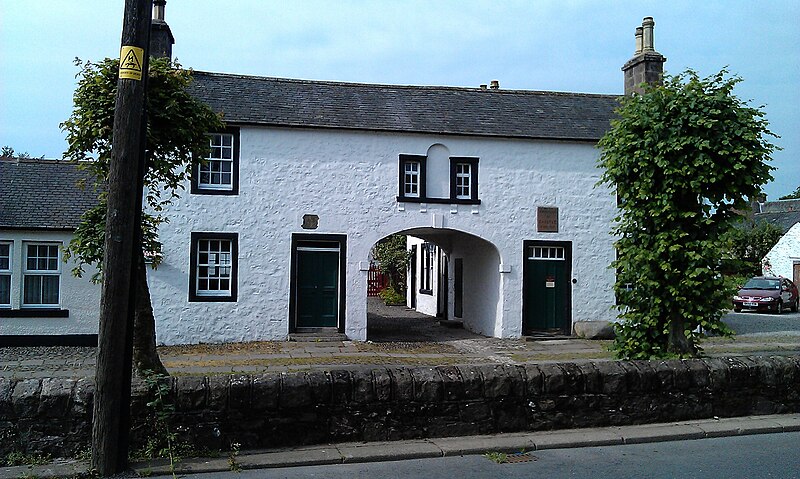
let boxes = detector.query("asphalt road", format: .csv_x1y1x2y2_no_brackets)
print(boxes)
722,310,800,335
153,432,800,479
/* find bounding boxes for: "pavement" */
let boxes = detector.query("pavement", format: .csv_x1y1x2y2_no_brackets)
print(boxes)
3,414,799,478
3,299,800,379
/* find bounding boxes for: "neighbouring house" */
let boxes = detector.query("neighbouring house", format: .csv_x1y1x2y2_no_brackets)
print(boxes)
2,12,669,345
0,158,100,346
759,199,800,282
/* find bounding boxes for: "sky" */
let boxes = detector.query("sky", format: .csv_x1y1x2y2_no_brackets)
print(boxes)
1,0,798,199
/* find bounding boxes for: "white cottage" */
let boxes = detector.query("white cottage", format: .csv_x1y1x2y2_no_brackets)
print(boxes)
146,14,670,345
0,158,100,346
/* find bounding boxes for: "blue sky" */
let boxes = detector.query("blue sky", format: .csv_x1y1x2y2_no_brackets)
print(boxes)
2,0,797,198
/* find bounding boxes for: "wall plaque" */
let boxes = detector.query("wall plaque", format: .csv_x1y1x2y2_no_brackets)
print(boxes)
302,214,319,230
537,207,558,232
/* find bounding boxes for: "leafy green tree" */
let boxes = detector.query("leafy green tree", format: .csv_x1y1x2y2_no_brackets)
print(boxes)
598,69,776,359
372,234,411,294
722,220,783,277
61,57,224,375
779,187,800,200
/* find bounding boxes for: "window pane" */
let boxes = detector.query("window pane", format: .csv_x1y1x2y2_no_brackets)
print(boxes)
222,149,232,160
24,275,42,304
0,244,8,256
0,275,9,305
221,162,232,173
221,134,232,147
42,276,59,304
0,258,8,270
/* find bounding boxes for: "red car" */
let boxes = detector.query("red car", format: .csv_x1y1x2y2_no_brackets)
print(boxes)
732,276,800,313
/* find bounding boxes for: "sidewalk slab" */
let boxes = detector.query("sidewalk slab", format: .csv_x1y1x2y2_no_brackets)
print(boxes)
729,416,786,435
532,429,624,450
770,414,800,432
432,433,534,456
338,440,442,463
618,423,706,444
242,446,342,468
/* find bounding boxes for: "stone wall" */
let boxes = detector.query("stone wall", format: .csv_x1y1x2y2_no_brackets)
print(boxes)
3,357,800,458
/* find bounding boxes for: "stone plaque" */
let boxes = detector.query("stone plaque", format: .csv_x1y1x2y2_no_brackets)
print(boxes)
301,214,319,230
537,207,558,232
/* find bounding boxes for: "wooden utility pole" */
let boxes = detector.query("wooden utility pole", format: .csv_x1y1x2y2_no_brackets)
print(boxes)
92,0,152,474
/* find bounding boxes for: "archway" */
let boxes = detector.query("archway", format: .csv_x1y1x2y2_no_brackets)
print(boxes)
365,228,502,341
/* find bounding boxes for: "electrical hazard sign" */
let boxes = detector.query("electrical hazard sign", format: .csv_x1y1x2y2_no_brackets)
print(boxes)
119,46,144,80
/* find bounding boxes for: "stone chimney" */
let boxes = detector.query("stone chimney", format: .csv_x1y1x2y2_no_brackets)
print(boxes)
150,0,175,60
621,17,666,95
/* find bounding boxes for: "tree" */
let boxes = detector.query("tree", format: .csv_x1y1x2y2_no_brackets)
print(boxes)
598,69,776,359
722,220,783,278
779,186,800,200
372,234,410,293
61,57,224,375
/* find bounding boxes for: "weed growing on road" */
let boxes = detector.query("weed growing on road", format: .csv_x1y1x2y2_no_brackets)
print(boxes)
3,451,51,467
228,442,241,472
483,451,508,464
138,370,179,478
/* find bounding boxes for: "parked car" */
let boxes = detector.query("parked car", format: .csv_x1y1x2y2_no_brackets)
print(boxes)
732,276,799,313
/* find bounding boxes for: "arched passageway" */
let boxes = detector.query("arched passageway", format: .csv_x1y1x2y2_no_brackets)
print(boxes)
365,228,502,341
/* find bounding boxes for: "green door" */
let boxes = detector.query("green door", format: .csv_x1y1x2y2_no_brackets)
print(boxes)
524,245,569,333
296,248,340,328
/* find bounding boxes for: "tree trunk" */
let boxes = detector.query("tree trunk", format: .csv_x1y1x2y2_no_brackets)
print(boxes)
667,316,698,357
133,250,168,377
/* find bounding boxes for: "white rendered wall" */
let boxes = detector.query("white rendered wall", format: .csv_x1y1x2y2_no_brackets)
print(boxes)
149,126,617,345
0,230,100,336
763,223,800,279
405,235,439,317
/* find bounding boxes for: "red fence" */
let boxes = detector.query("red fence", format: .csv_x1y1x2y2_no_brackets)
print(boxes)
367,266,389,296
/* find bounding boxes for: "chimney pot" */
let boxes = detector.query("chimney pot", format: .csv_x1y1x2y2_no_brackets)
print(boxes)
635,26,643,54
642,16,655,52
480,84,488,90
490,80,499,90
154,0,166,21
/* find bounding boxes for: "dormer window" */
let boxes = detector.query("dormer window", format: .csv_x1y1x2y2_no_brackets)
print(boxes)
192,127,240,195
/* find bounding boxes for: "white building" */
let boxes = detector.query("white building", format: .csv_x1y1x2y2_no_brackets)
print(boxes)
2,14,669,346
763,222,800,283
0,158,100,346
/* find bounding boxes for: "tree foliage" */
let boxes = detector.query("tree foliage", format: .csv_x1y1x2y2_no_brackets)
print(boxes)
779,186,800,200
61,57,224,373
62,57,224,277
372,234,411,293
598,69,776,359
722,220,783,278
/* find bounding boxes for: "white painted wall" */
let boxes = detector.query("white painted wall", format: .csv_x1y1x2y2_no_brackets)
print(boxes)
406,235,439,317
149,126,617,345
0,230,100,336
763,222,800,279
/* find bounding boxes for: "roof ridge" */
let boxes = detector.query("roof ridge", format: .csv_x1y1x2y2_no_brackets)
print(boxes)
191,70,621,99
0,156,69,164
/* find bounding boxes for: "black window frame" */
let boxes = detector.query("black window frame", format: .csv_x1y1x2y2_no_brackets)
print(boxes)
420,242,434,295
449,156,480,204
191,127,241,195
397,154,427,202
189,232,239,302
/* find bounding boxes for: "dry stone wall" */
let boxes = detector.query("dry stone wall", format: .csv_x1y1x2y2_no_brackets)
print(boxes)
3,356,800,458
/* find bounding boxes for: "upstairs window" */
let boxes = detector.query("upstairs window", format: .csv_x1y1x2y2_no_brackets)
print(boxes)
23,243,60,307
455,163,471,199
404,161,420,197
192,128,240,195
397,154,427,202
189,232,238,302
450,157,479,203
0,242,10,307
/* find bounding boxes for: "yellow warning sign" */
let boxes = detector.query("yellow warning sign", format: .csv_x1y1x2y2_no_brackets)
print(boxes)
119,46,144,80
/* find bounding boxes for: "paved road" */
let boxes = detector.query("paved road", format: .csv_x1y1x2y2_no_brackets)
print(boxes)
149,432,800,479
723,310,800,335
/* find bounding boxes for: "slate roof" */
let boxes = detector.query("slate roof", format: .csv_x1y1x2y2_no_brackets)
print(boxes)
189,72,620,141
755,199,800,233
0,158,98,230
